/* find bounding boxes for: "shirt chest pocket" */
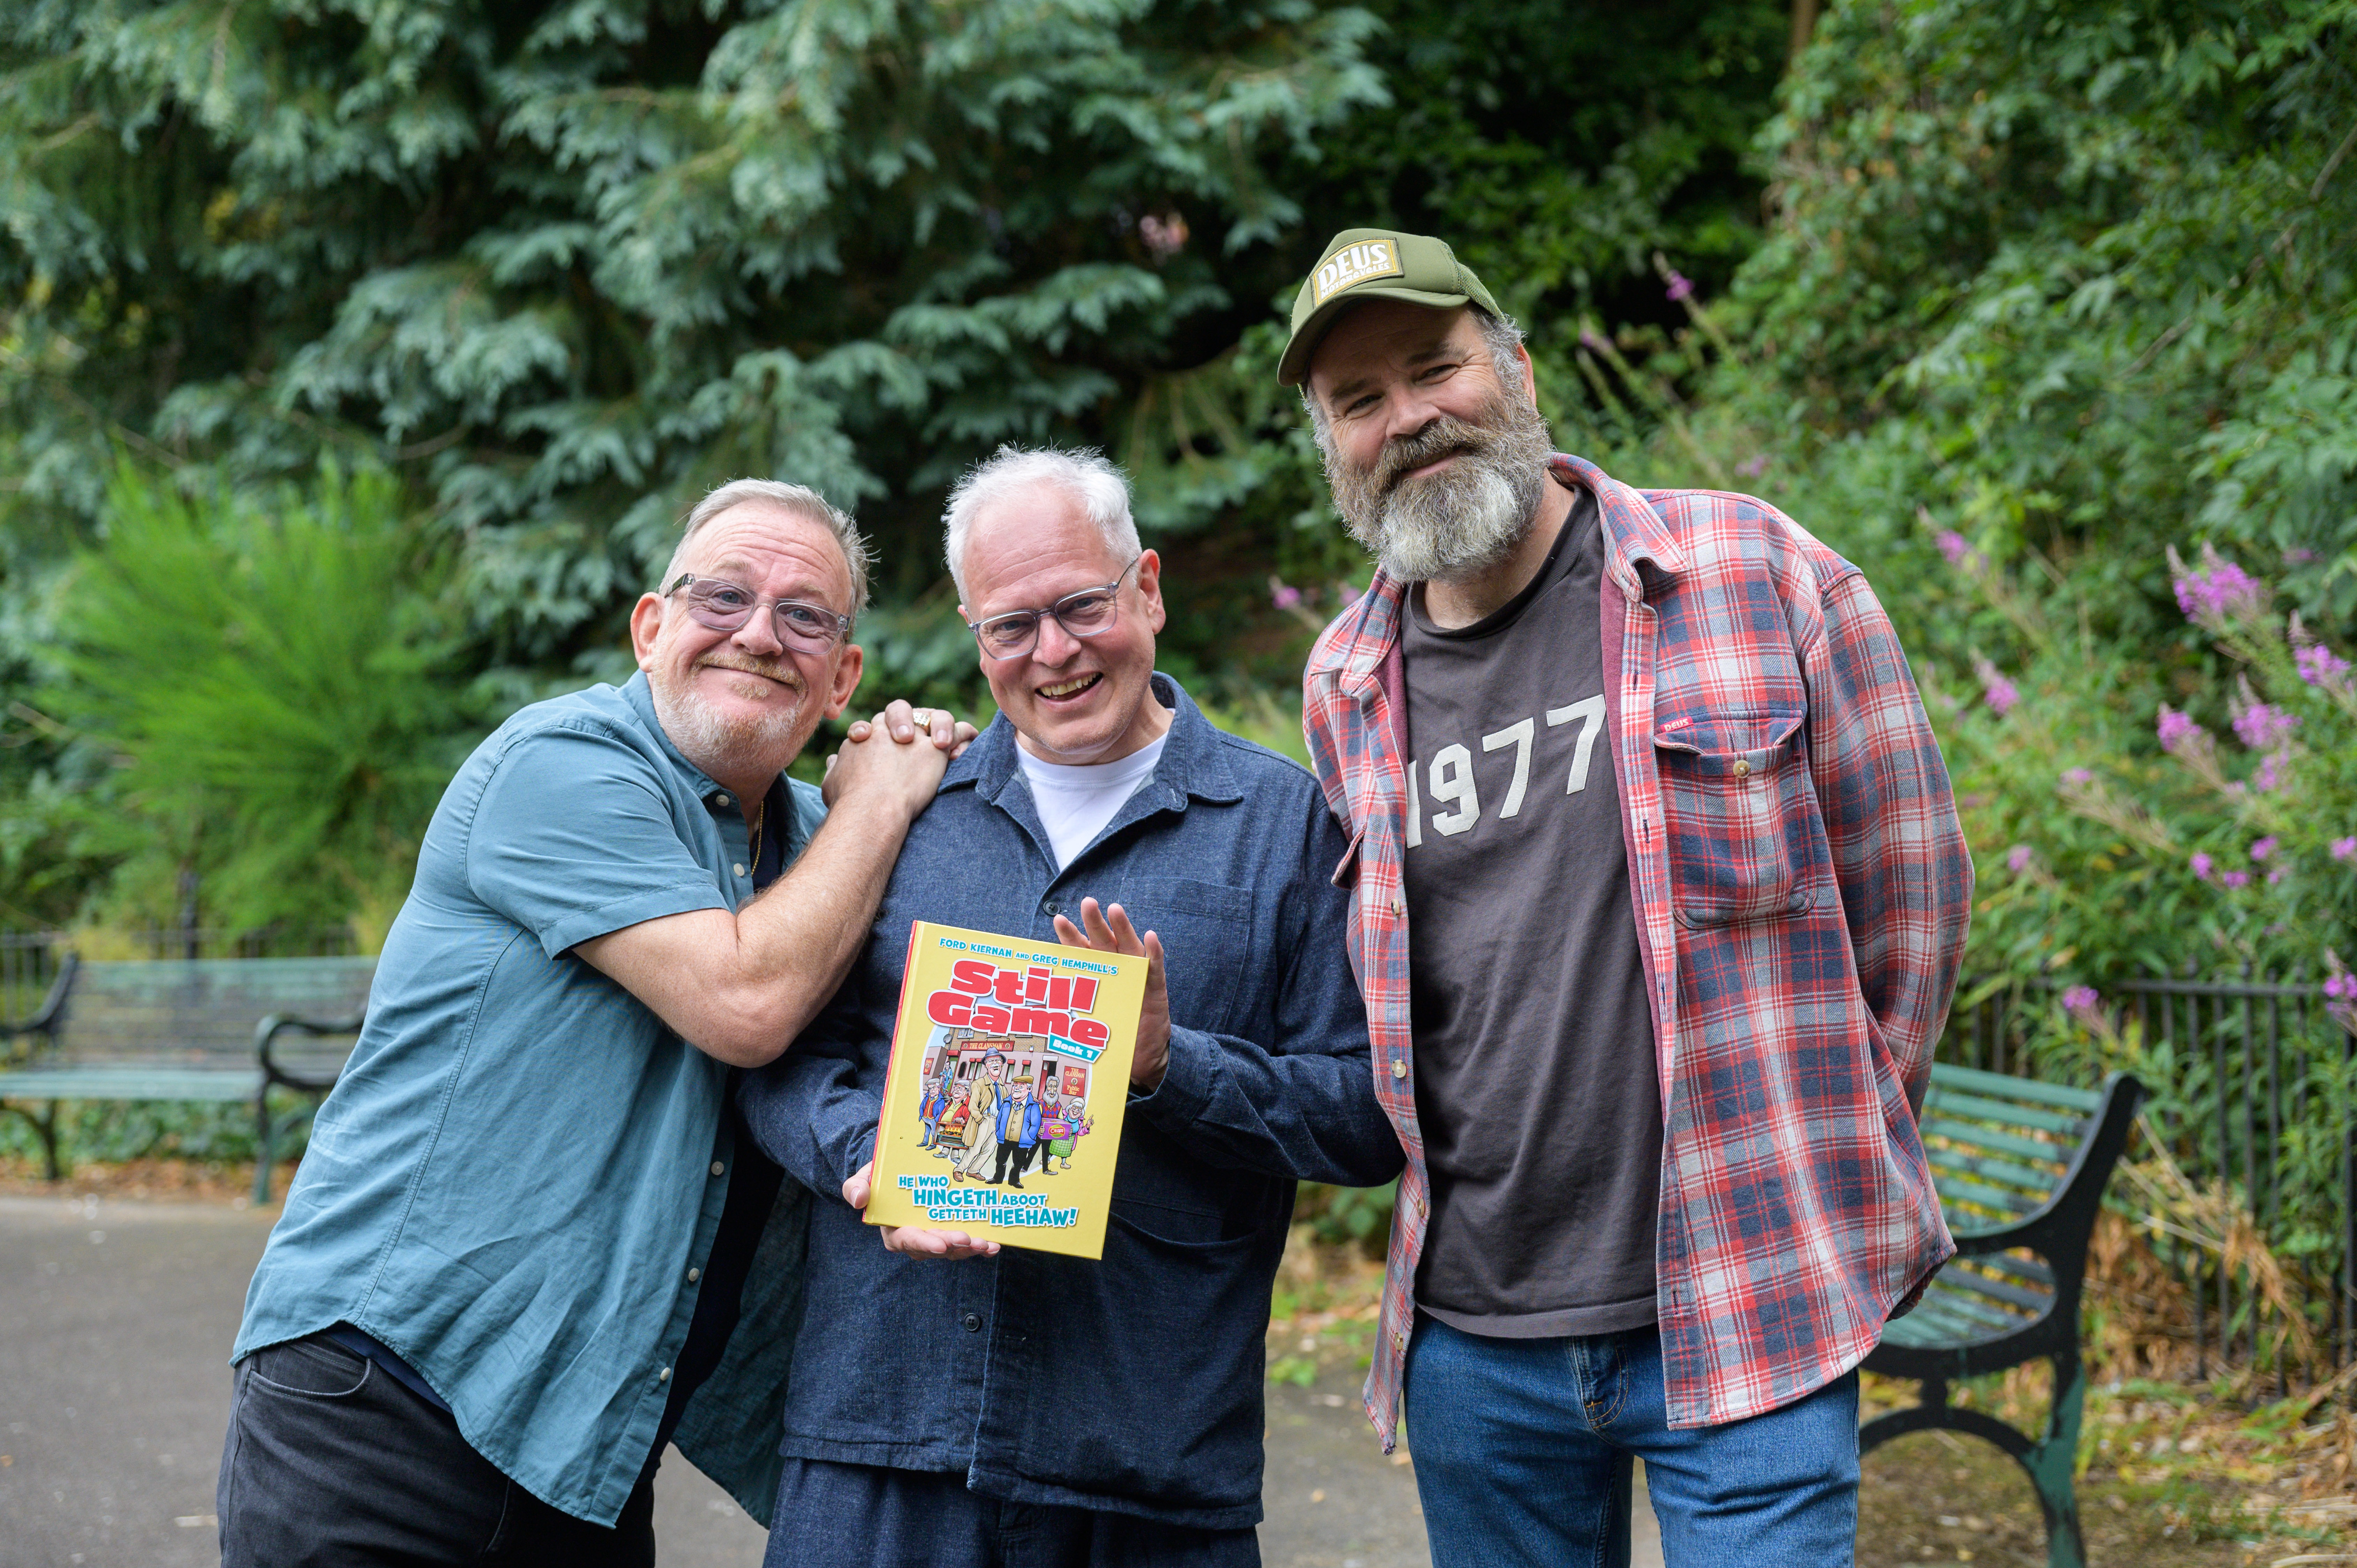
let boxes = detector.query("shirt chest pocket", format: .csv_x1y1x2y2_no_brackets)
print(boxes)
1652,708,1816,928
1113,876,1256,1035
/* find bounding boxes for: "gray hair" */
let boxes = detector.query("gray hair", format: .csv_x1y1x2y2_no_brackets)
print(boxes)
942,446,1140,600
662,478,873,618
1302,307,1528,455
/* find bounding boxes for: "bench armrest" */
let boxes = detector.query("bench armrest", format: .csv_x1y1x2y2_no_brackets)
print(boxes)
0,952,78,1041
256,1010,364,1093
1937,1070,2145,1278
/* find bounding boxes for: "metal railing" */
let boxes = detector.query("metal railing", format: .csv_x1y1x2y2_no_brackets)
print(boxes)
1942,972,2355,1388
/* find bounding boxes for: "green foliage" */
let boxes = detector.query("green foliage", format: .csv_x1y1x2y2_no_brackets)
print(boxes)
42,462,481,936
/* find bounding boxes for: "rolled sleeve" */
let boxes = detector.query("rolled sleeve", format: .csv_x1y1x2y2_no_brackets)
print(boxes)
466,722,730,957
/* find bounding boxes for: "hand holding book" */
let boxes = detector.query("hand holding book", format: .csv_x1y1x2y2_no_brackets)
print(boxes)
1049,898,1169,1090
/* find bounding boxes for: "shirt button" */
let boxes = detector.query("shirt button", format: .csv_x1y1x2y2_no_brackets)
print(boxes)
733,863,747,877
715,793,731,807
1390,1060,1408,1079
1390,896,1403,916
687,1267,701,1284
657,1366,671,1383
962,1312,982,1334
710,1161,726,1177
1732,759,1751,778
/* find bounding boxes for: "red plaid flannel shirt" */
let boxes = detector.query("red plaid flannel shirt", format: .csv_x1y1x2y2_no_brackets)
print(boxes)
1303,454,1969,1443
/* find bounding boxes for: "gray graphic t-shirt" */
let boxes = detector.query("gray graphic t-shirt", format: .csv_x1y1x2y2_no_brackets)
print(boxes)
1400,485,1663,1337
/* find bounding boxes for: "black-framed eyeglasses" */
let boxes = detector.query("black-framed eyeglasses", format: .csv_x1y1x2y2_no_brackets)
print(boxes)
665,574,852,654
965,558,1141,661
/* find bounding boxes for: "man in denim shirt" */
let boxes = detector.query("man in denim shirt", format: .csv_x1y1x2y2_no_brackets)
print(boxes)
221,480,970,1564
741,447,1402,1568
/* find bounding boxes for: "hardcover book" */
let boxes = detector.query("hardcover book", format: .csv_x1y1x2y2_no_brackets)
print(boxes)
864,920,1148,1260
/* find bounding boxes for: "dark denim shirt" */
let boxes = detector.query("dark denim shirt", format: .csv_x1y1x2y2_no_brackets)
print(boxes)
740,676,1402,1529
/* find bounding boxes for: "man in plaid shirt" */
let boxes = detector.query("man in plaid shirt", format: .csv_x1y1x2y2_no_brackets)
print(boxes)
1282,229,1971,1566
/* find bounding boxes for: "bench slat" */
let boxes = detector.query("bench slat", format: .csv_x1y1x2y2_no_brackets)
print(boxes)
0,1068,262,1101
1928,1062,2103,1113
1922,1088,2089,1137
1925,1144,2064,1194
1905,1291,2018,1340
1919,1116,2076,1165
1936,1175,2041,1215
1938,1264,2054,1314
1921,1280,2036,1330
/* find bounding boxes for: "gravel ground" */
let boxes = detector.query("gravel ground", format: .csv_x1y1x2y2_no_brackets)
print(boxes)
0,1192,1479,1568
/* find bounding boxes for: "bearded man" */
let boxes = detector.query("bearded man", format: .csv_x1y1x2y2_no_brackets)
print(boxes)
1285,229,1973,1566
219,479,968,1566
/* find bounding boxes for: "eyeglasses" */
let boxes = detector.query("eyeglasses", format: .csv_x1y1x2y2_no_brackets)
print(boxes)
665,574,852,654
966,558,1141,661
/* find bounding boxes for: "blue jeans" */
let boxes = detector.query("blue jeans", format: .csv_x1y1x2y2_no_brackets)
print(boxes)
1403,1315,1858,1568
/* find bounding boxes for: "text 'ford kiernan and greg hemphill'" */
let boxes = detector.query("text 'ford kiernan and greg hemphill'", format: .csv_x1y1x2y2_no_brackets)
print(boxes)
213,225,1970,1568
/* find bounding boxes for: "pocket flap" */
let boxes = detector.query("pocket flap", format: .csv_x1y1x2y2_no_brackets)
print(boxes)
1652,707,1805,759
1330,830,1364,890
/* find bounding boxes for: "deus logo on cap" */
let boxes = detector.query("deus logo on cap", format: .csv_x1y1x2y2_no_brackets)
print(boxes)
1312,238,1405,305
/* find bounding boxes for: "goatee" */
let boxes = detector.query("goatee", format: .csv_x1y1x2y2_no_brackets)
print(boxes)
649,657,808,779
1323,385,1553,583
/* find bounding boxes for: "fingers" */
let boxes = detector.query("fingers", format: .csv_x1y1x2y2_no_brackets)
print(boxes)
926,709,958,750
1051,913,1084,947
1143,929,1166,975
844,719,874,744
881,698,919,743
842,1160,873,1211
881,1226,1002,1260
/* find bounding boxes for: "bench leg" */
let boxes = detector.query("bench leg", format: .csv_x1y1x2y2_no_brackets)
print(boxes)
1,1100,62,1180
254,1088,275,1205
2028,1349,2088,1568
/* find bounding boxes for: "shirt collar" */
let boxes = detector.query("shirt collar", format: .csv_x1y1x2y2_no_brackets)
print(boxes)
944,671,1244,812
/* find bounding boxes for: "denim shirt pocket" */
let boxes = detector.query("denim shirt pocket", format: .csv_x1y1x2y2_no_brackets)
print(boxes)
1113,875,1256,1035
1652,707,1816,929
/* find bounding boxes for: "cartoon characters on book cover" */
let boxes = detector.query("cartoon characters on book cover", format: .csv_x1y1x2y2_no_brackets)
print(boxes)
866,921,1147,1260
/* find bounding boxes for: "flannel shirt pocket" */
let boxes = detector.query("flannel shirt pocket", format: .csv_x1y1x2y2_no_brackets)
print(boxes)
1653,707,1816,927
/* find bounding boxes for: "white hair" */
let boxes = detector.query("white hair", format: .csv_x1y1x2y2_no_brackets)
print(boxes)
663,478,873,618
942,446,1140,600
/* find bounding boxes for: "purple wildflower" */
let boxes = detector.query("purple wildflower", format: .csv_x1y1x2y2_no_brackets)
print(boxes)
2325,973,2357,1002
2284,547,2318,566
2253,752,2290,793
2251,836,2279,862
2233,704,2300,750
2157,705,2203,752
2223,869,2251,890
2333,836,2357,862
1579,328,1612,355
2061,985,2101,1017
1937,531,1974,568
2062,767,2094,788
1271,582,1302,611
2191,852,2214,880
2297,644,2350,687
1737,455,1768,479
2269,868,2289,885
1666,271,1696,302
1974,658,2019,717
2171,549,2268,625
2006,845,2034,874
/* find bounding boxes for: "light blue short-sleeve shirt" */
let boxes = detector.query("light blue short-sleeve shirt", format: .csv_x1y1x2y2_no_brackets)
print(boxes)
234,672,821,1525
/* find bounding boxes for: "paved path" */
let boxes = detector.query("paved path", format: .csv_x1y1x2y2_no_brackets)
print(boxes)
0,1194,1640,1568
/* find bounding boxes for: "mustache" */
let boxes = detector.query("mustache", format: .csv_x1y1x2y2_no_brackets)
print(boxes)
1367,416,1495,496
696,653,803,690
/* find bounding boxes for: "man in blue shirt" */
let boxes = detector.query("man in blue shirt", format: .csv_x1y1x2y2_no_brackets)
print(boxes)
739,447,1403,1568
219,479,970,1565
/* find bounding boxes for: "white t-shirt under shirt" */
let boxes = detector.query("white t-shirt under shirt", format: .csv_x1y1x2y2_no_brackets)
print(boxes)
1015,734,1169,870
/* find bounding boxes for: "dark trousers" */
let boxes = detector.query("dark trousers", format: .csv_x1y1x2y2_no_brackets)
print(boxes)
994,1138,1034,1185
217,1335,657,1567
767,1457,1260,1568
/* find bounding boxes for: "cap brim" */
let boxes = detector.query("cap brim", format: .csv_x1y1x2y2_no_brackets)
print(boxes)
1278,285,1475,387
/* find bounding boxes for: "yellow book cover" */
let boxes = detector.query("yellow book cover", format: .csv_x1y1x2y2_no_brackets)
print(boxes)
865,920,1147,1260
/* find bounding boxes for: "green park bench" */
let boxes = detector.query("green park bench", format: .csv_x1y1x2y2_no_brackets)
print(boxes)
1864,1062,2146,1568
0,953,374,1204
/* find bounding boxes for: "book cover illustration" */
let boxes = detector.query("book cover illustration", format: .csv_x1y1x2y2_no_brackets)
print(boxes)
865,920,1147,1260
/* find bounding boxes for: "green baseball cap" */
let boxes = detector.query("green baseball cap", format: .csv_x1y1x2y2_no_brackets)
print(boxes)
1277,227,1502,387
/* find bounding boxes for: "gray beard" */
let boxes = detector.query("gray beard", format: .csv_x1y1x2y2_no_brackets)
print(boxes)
649,665,807,783
1323,393,1554,583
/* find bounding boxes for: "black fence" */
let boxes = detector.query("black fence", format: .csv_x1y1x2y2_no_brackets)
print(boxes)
1943,972,2355,1390
0,927,360,1024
